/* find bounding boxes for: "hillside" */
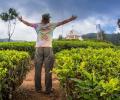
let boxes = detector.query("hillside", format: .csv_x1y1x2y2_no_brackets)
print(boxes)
82,33,120,45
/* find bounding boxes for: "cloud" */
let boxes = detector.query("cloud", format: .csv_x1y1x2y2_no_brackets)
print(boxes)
0,17,36,41
1,0,120,19
0,20,8,38
0,0,120,40
12,22,36,41
0,15,118,41
53,16,117,38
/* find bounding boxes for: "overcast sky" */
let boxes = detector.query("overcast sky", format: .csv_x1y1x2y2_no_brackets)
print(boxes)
0,0,120,41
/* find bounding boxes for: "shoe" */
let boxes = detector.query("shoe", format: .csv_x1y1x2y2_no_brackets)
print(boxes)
44,88,54,94
44,91,54,97
43,88,55,96
36,89,43,93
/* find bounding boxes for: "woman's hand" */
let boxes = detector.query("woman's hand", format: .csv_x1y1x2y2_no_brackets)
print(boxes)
71,15,77,20
17,16,34,27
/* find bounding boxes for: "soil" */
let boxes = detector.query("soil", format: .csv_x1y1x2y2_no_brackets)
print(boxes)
12,62,65,100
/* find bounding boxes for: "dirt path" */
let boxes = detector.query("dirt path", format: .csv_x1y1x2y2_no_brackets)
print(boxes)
13,63,64,100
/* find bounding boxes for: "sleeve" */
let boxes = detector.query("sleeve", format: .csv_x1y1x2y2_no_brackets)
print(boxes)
51,22,58,28
31,23,38,29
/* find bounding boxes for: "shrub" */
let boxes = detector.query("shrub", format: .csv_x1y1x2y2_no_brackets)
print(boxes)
0,40,115,56
0,42,35,58
53,48,120,100
53,40,115,53
0,50,30,100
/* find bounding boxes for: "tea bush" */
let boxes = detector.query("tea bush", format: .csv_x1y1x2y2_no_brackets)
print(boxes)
0,42,35,58
0,40,115,56
53,40,115,53
0,50,30,100
53,48,120,100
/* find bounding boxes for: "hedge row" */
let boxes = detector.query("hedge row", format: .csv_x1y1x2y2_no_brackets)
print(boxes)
53,40,115,53
53,48,120,100
0,40,115,56
0,50,30,100
0,42,35,58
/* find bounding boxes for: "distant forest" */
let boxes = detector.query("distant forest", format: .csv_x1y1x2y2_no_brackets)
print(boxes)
82,33,120,45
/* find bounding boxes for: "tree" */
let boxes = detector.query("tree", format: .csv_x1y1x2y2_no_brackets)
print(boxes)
0,8,18,41
58,34,63,40
117,18,120,29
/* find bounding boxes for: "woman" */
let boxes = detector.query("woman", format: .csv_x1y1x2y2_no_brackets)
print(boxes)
18,13,77,95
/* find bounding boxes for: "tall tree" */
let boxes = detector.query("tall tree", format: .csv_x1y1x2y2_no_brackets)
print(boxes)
0,8,18,41
58,34,63,40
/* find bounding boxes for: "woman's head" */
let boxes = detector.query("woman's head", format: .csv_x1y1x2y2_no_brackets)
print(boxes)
41,13,51,24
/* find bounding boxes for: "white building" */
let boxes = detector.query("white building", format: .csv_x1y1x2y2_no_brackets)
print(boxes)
65,30,83,40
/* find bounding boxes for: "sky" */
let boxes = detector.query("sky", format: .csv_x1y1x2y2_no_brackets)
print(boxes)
0,0,120,41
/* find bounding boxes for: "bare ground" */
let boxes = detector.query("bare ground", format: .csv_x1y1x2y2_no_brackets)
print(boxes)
12,63,65,100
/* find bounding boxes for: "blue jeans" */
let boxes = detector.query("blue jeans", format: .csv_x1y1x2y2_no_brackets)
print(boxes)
34,47,54,92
